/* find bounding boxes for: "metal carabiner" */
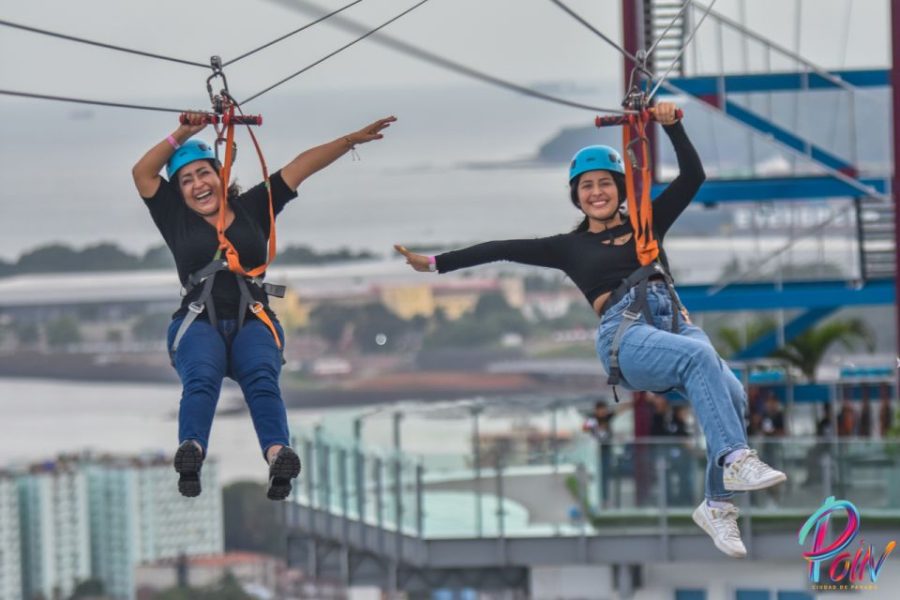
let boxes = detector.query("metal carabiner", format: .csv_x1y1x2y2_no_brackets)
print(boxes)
205,55,230,115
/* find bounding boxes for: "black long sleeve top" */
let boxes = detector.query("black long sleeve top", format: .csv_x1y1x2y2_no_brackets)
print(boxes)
435,121,705,306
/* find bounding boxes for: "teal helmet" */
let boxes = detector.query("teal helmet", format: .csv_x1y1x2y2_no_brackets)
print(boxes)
568,145,625,183
166,139,217,180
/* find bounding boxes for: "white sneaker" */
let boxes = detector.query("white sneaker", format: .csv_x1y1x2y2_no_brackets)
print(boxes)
723,449,787,492
692,501,747,558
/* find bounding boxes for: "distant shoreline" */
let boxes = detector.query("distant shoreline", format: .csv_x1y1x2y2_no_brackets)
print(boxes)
0,352,599,409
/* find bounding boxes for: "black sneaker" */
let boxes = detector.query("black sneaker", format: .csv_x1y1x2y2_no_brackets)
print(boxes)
174,441,203,498
267,446,302,501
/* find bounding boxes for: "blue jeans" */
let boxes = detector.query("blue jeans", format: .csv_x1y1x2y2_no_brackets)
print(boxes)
596,281,749,500
167,317,290,461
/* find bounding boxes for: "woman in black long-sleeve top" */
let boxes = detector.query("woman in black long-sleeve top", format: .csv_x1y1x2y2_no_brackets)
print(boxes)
395,102,786,559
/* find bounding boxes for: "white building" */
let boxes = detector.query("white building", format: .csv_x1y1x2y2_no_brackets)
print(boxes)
0,471,22,600
18,458,91,600
86,452,223,600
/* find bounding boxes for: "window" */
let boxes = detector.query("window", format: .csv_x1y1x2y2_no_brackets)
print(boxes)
777,593,813,600
676,590,706,600
735,591,769,600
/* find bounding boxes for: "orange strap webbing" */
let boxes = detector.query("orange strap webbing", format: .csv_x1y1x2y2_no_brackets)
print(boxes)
622,110,659,266
215,103,282,348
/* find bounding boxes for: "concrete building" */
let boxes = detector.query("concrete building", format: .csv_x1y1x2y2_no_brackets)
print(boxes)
134,551,279,594
0,471,22,600
18,458,91,600
85,453,224,600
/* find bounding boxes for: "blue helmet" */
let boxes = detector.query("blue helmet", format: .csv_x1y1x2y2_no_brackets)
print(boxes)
568,145,625,183
166,139,217,180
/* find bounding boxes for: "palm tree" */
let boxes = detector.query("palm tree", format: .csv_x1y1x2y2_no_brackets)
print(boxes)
770,318,875,383
715,315,777,358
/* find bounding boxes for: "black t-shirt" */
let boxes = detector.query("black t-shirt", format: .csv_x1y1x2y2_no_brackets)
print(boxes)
435,122,705,305
142,171,297,320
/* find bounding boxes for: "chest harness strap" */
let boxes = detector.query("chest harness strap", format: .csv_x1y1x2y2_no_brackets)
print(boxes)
169,256,286,357
170,82,283,356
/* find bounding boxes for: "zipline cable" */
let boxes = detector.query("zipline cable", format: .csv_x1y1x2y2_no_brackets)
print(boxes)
0,19,208,69
0,89,190,114
242,0,434,104
266,0,630,113
545,0,640,66
222,0,365,67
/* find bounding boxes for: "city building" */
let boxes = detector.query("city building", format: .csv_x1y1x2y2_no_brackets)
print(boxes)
134,551,280,595
0,471,22,600
85,453,224,600
18,458,91,600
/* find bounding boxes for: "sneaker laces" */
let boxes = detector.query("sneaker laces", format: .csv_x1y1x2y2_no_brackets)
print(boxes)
735,449,776,478
709,504,741,541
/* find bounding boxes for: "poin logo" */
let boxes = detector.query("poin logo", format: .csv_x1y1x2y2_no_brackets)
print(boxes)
798,496,896,589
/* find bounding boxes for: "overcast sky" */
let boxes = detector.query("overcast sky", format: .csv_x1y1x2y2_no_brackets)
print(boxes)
0,0,891,261
0,0,889,105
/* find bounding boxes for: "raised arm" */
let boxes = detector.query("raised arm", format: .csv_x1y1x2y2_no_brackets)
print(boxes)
132,114,207,198
650,105,706,237
395,236,562,274
280,116,396,191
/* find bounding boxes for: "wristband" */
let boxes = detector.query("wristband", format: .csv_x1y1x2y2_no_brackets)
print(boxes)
427,256,437,272
166,135,181,150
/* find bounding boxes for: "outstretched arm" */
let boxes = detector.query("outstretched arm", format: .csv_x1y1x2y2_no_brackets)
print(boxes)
132,113,207,198
280,116,396,191
394,236,562,274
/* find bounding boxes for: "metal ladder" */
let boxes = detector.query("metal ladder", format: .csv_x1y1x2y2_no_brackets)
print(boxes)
856,197,896,281
645,1,688,76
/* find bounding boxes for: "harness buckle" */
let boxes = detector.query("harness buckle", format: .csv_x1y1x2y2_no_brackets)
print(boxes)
249,302,264,315
623,309,641,321
187,302,205,315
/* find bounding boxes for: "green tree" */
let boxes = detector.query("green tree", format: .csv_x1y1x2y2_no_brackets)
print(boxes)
69,579,106,599
14,322,40,346
16,243,141,274
46,316,82,347
309,304,354,345
424,293,530,349
715,316,777,358
770,318,875,382
0,258,13,278
223,482,286,557
141,245,176,269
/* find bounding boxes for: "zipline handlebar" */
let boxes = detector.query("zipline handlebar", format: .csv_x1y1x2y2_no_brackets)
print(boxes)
179,112,263,126
595,108,683,128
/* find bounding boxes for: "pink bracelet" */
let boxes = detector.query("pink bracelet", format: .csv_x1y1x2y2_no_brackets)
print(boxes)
427,256,437,272
166,134,181,150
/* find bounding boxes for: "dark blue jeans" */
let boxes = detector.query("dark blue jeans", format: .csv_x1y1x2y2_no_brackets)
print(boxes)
167,317,290,460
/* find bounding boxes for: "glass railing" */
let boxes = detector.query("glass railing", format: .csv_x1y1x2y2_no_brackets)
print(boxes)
291,432,900,540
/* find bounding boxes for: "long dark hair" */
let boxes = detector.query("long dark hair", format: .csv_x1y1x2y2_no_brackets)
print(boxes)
570,171,627,232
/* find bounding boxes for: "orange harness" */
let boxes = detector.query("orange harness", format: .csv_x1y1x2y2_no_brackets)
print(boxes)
214,103,281,348
621,109,659,266
169,102,283,359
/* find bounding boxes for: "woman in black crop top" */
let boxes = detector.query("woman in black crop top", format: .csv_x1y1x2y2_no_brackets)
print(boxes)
395,103,786,558
133,112,395,501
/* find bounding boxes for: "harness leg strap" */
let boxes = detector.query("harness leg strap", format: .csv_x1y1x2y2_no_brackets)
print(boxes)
171,275,217,357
